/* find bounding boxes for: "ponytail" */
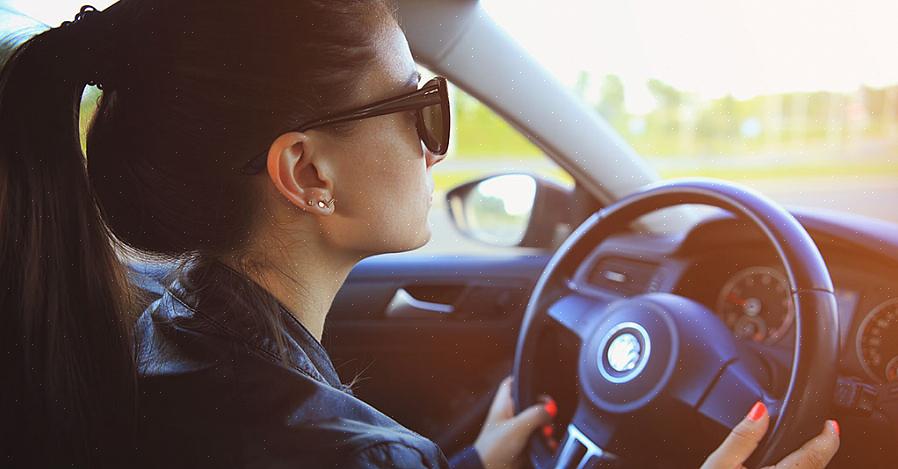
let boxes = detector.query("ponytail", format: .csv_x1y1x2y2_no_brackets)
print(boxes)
0,7,136,467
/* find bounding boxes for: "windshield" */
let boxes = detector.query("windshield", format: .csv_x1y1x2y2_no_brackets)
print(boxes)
483,0,898,224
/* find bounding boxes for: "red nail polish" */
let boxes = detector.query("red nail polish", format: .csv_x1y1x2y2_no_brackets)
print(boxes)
542,425,553,437
830,420,840,436
544,399,557,418
748,401,766,421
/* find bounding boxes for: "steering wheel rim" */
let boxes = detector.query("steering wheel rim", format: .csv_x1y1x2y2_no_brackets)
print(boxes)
513,178,839,468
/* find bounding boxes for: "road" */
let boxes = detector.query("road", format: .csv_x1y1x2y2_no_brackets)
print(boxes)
745,175,898,224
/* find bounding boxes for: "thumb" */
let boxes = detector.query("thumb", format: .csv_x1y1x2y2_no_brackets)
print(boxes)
484,376,514,424
702,401,770,469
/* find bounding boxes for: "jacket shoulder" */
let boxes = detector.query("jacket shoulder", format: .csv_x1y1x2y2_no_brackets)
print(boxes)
288,417,448,469
136,291,239,378
344,441,446,469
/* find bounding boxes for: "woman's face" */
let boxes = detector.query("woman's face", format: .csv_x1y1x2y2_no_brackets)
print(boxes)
307,21,446,257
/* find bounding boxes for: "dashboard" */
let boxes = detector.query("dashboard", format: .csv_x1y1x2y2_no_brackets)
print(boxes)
578,208,898,390
675,251,898,386
551,206,898,467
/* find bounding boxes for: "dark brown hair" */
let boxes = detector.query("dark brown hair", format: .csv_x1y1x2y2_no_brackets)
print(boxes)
0,0,396,466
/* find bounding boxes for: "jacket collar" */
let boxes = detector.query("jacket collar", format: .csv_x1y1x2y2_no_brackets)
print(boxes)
164,257,353,395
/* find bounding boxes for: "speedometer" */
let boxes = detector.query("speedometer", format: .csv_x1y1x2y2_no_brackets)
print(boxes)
715,266,794,344
857,298,898,383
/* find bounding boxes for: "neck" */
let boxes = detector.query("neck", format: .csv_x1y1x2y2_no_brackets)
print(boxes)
224,238,361,342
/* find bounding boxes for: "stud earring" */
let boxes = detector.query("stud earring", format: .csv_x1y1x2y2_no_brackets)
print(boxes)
307,197,335,209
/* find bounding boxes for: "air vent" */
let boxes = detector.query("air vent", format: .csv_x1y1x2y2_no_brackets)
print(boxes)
587,257,658,296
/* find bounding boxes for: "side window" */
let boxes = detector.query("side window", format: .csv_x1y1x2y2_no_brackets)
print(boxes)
418,71,573,255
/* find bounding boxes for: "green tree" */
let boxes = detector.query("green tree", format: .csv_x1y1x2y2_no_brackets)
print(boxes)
595,74,626,131
645,78,683,140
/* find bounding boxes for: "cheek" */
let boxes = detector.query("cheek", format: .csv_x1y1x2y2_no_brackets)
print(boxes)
335,121,427,220
364,116,424,189
323,121,432,253
366,152,426,219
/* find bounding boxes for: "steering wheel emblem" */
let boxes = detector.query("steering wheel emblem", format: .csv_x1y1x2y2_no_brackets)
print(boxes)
607,333,641,372
598,322,651,383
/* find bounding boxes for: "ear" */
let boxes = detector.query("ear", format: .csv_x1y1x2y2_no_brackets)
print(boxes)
265,132,335,215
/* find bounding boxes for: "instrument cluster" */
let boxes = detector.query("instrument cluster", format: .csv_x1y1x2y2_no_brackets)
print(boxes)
712,265,896,384
856,298,898,383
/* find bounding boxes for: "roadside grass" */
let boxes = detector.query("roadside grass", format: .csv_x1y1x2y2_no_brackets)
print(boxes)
432,166,573,192
447,93,898,190
433,155,898,192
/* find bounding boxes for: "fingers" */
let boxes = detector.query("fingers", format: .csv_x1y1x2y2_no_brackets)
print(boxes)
702,401,771,469
483,376,558,448
538,395,559,450
507,399,554,441
769,420,840,469
702,402,841,469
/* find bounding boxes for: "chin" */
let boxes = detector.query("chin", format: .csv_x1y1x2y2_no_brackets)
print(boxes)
414,226,432,249
376,224,431,256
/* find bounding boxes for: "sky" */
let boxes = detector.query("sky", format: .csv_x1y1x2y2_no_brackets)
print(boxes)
482,0,898,102
11,0,898,106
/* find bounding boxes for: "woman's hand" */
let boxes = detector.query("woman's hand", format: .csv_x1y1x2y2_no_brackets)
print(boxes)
701,401,840,469
473,376,556,469
471,379,839,469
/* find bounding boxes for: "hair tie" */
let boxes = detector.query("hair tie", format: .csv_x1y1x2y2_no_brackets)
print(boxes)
59,5,112,90
61,5,100,27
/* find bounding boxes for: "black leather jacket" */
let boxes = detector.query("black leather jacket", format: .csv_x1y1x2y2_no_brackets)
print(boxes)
133,258,483,469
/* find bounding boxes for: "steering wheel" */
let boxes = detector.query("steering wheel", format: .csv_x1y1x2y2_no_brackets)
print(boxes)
513,179,839,468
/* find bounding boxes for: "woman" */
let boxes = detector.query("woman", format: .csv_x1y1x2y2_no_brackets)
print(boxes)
0,1,840,467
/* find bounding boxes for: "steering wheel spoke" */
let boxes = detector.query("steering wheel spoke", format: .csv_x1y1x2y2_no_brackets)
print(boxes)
692,360,774,430
546,293,618,342
553,423,622,469
538,400,623,469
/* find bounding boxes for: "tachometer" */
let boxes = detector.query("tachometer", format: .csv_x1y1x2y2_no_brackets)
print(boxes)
715,266,794,344
857,298,898,383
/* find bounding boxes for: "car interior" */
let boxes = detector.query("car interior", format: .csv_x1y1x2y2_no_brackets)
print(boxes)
4,0,898,467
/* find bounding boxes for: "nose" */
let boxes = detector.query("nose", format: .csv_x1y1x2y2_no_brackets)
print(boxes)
424,146,447,168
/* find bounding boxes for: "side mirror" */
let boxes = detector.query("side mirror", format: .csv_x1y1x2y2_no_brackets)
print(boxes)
445,173,571,248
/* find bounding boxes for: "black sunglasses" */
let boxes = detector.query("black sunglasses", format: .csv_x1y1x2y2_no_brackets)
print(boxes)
240,76,451,175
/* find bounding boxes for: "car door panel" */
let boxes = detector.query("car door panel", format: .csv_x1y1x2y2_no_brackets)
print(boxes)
322,253,550,453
